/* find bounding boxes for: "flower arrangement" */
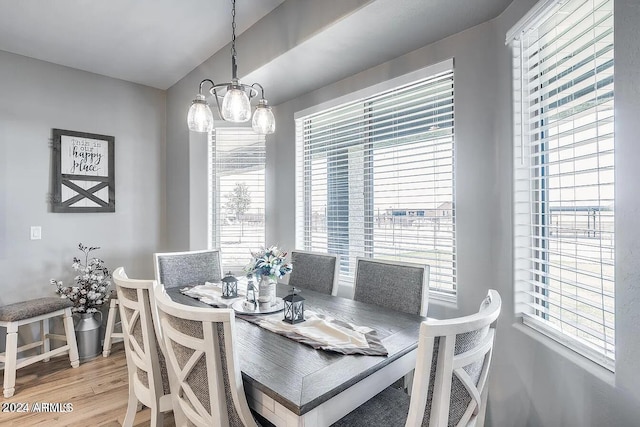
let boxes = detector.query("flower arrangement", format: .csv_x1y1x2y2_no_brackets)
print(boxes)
50,243,111,313
244,245,293,279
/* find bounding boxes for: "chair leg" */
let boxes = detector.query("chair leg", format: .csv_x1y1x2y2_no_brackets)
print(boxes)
62,308,80,368
171,394,188,426
103,299,118,357
150,404,164,427
404,370,415,396
3,322,18,398
122,380,139,427
42,318,50,362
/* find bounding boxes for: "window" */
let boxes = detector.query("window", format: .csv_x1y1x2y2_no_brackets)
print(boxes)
295,61,456,298
510,0,614,369
209,128,266,272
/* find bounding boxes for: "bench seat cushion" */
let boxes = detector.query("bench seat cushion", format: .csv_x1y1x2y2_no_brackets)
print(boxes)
0,298,73,322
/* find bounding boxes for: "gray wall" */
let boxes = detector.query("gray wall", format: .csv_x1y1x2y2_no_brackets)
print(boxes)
488,0,640,425
165,0,372,251
0,50,166,307
167,0,640,424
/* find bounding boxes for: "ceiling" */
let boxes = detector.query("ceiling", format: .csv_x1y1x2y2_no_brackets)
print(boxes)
0,0,285,89
0,0,513,94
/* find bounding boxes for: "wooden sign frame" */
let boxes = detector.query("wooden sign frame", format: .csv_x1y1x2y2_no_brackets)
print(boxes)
51,129,115,213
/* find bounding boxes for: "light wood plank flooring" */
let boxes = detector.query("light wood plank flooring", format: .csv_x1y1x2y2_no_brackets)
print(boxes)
0,343,175,427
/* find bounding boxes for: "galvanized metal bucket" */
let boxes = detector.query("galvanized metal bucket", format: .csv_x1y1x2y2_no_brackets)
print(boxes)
74,312,102,361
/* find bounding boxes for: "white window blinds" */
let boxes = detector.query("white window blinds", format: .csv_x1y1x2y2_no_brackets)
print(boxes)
209,128,266,273
511,0,614,369
295,66,456,297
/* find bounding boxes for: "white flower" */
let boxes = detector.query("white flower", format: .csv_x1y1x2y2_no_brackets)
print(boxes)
79,298,86,304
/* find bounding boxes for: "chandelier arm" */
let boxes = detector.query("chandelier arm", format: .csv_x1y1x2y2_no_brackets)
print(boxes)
198,79,216,95
207,82,233,98
211,87,225,122
250,83,266,100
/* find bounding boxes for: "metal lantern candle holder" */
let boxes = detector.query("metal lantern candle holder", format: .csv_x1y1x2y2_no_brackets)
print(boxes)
246,277,257,304
221,272,238,299
283,287,305,324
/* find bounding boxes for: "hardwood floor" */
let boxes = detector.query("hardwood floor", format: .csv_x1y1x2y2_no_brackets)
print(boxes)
0,343,175,427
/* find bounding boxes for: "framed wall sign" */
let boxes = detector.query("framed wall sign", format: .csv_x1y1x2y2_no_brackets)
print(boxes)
51,129,115,213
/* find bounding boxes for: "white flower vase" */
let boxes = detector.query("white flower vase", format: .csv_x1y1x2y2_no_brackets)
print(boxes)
74,312,102,361
258,276,277,307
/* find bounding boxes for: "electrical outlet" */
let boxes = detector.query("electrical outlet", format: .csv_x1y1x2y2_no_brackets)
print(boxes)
30,226,42,240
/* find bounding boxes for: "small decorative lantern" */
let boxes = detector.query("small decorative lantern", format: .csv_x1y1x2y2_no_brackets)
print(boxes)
283,287,305,324
221,271,238,299
246,277,257,304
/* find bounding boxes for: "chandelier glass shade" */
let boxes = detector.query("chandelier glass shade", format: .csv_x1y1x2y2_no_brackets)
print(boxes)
187,0,275,135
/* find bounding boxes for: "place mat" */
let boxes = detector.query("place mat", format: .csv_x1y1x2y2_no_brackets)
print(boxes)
237,309,388,356
180,281,246,308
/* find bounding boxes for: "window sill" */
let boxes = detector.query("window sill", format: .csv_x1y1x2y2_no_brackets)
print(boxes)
428,292,457,309
512,322,615,387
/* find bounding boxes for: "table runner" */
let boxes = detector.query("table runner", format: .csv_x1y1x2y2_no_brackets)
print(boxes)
237,310,388,356
180,283,388,356
180,282,245,308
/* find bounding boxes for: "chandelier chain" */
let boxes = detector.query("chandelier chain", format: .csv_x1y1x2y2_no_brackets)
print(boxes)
231,0,237,64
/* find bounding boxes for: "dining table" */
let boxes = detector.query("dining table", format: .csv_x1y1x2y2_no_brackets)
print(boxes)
166,283,425,427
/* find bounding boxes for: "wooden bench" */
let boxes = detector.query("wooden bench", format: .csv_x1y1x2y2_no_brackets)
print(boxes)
0,297,80,397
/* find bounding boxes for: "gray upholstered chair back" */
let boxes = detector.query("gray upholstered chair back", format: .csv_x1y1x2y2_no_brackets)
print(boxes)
288,250,340,296
406,290,502,427
353,258,429,317
154,287,258,427
112,267,171,424
154,249,222,289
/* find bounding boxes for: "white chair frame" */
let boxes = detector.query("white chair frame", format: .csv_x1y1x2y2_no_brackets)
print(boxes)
113,267,172,427
154,284,258,427
289,250,341,296
406,290,502,427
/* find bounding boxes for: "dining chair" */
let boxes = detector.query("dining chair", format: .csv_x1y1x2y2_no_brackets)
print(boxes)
353,257,430,317
332,290,502,427
154,249,222,289
288,250,340,296
153,283,259,427
113,267,172,427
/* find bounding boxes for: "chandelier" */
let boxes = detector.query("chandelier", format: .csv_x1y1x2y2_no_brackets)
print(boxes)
187,0,275,134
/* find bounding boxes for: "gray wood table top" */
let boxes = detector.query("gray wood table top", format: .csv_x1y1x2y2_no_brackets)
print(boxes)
166,284,424,416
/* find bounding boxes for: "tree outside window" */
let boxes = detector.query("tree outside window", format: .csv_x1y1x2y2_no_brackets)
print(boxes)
225,182,252,240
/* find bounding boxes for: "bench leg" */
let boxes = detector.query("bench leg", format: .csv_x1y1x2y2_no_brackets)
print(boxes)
103,299,118,357
3,322,18,398
42,318,50,362
63,308,80,368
